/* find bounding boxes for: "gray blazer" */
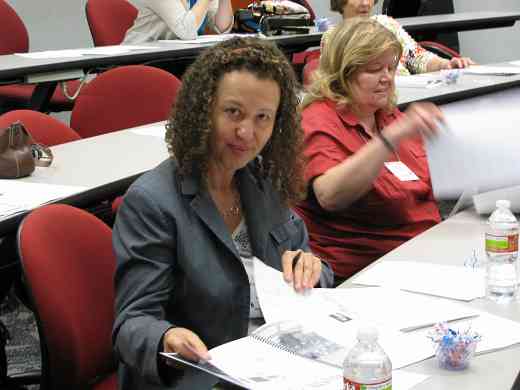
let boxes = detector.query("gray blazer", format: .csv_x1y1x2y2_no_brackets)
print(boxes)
112,159,334,390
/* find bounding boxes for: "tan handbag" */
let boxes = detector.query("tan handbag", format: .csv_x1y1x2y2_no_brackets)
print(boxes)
0,121,53,179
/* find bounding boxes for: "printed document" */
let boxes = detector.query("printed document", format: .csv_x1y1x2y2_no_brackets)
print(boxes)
0,181,85,218
162,320,430,389
350,261,486,301
130,122,166,138
254,260,437,368
426,86,520,200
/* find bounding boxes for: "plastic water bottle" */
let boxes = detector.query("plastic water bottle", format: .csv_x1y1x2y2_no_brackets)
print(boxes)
343,327,392,390
485,199,519,302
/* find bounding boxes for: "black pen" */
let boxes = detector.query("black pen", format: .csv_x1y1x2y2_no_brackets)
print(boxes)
292,250,302,271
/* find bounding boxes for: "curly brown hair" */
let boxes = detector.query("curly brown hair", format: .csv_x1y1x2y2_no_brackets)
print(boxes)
165,37,305,205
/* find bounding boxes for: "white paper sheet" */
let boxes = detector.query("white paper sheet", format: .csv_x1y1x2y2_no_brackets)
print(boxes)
15,45,157,59
159,33,254,45
473,185,520,214
395,74,443,88
463,65,520,75
200,335,343,389
317,287,480,331
426,86,520,200
253,260,437,368
130,122,166,138
414,311,520,355
0,181,86,217
351,261,486,301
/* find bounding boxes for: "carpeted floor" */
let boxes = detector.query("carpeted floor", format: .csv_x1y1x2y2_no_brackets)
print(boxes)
0,290,40,389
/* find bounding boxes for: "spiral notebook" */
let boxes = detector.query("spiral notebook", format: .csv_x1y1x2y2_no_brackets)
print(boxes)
161,320,345,389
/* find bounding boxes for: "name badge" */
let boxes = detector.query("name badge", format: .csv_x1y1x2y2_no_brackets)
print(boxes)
384,161,419,181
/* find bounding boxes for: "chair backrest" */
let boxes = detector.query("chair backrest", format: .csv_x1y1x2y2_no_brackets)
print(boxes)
85,0,138,46
0,110,81,146
70,65,181,138
0,0,29,54
17,204,116,389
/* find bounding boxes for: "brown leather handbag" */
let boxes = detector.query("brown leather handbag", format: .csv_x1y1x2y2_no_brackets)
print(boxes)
0,121,53,179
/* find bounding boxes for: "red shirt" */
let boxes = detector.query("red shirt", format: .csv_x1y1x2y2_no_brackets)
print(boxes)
295,99,441,278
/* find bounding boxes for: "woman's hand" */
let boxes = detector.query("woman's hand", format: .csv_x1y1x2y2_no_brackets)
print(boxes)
384,102,445,145
282,250,322,293
443,56,475,69
163,327,210,362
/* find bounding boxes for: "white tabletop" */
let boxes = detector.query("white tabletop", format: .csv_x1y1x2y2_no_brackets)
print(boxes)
397,63,520,107
342,209,520,389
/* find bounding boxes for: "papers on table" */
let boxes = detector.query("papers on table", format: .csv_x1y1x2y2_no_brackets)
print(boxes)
254,259,438,368
473,185,520,214
351,261,485,301
159,33,255,45
395,74,443,88
426,86,520,200
463,65,520,76
0,180,86,217
15,45,157,59
130,122,166,138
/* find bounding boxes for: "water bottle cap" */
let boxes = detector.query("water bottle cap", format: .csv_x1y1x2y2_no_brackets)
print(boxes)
357,326,378,342
496,199,511,209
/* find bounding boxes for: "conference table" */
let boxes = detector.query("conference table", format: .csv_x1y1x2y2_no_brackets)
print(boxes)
397,62,520,108
0,10,519,111
342,209,520,390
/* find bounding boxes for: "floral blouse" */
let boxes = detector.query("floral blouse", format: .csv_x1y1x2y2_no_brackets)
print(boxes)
321,15,441,75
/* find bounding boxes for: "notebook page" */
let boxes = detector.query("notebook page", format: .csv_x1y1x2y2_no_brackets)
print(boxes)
351,261,485,301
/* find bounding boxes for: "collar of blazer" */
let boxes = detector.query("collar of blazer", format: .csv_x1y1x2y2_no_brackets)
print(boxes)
178,161,289,262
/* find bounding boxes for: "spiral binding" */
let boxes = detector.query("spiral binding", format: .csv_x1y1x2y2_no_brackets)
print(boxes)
251,334,297,355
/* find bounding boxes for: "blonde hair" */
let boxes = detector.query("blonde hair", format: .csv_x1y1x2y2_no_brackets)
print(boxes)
302,18,402,111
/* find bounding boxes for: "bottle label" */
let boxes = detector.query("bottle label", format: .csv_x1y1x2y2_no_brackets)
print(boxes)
344,378,392,390
486,232,518,254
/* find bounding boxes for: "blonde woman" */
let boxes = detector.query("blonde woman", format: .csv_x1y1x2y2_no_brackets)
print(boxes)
327,0,474,75
296,19,443,283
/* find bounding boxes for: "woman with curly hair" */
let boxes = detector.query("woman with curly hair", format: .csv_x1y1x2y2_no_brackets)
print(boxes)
112,37,334,390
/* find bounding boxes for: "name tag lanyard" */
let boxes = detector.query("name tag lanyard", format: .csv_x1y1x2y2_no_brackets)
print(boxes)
359,129,420,182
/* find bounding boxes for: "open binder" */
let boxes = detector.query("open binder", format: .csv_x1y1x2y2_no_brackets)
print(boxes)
161,320,344,389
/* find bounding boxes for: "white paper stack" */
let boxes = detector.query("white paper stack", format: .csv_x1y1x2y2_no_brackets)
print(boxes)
0,181,85,218
350,261,486,301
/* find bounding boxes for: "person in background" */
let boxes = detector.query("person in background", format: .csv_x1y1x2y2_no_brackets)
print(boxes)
327,0,474,75
296,18,443,284
112,37,334,390
123,0,234,43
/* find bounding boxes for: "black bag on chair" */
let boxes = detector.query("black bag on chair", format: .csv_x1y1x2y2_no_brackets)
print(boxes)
233,1,312,36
